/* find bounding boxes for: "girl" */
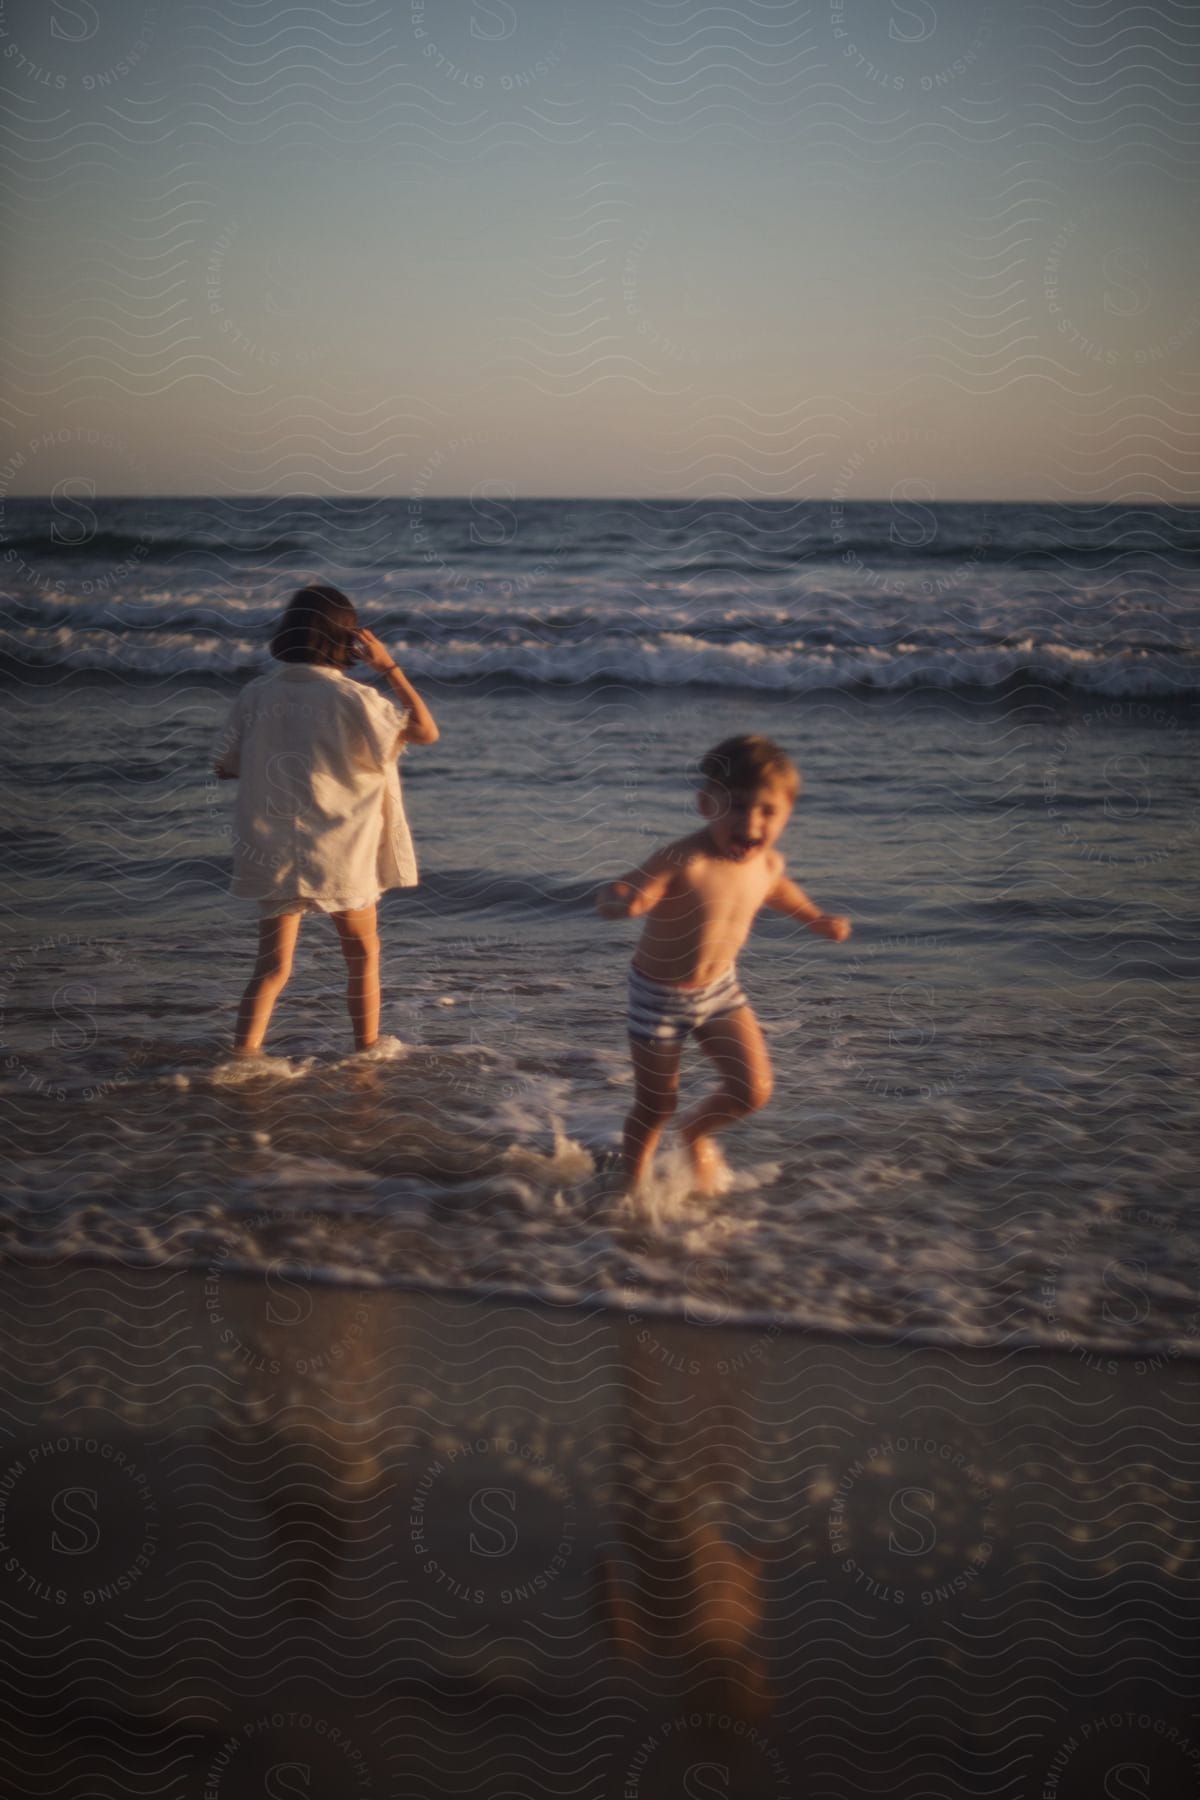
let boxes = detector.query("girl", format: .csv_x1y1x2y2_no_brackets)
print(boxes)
212,583,439,1056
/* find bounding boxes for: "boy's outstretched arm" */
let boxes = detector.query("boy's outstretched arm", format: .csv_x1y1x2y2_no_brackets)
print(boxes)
595,850,675,921
765,872,852,942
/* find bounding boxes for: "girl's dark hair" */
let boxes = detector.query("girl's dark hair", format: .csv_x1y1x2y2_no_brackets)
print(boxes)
269,583,359,668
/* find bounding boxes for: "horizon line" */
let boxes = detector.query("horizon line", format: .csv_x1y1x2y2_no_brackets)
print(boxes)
4,493,1193,509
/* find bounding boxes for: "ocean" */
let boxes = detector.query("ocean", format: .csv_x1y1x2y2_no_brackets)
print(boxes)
1,496,1197,1358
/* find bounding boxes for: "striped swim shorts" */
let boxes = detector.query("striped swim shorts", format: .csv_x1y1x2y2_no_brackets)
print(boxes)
627,962,748,1045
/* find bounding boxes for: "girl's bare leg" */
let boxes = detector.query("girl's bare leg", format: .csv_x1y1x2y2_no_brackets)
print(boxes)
680,1007,774,1194
333,904,380,1050
622,1037,682,1189
234,913,303,1054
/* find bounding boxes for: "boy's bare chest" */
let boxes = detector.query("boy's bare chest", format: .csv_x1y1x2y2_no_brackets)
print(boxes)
670,858,775,924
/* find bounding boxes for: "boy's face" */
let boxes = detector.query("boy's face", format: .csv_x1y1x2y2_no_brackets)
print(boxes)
700,777,793,862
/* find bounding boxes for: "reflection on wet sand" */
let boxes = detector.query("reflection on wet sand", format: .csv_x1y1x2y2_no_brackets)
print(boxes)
0,1265,1196,1797
595,1322,774,1725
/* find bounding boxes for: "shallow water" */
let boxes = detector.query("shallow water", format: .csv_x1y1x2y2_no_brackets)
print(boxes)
2,660,1197,1355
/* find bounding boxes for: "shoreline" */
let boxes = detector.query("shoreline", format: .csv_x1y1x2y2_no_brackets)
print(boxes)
4,1244,1198,1370
1,1260,1196,1795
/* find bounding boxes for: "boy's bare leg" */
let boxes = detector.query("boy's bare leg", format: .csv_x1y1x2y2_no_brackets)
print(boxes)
623,1037,682,1189
680,1008,774,1193
333,904,381,1050
234,913,302,1054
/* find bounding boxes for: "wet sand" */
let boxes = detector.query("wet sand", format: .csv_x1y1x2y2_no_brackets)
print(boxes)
0,1262,1197,1798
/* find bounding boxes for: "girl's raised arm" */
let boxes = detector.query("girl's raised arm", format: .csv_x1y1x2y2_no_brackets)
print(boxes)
354,628,439,745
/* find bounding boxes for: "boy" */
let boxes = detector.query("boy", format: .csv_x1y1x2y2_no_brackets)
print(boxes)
596,735,850,1192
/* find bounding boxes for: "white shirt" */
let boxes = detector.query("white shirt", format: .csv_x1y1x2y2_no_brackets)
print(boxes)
213,663,417,911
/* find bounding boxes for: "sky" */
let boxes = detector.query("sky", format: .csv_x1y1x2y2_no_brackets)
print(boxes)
1,0,1198,501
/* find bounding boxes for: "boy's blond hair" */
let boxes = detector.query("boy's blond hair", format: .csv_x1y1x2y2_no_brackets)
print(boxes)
699,735,801,802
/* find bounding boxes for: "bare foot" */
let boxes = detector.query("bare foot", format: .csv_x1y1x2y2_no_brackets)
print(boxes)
685,1134,725,1196
622,1158,654,1198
